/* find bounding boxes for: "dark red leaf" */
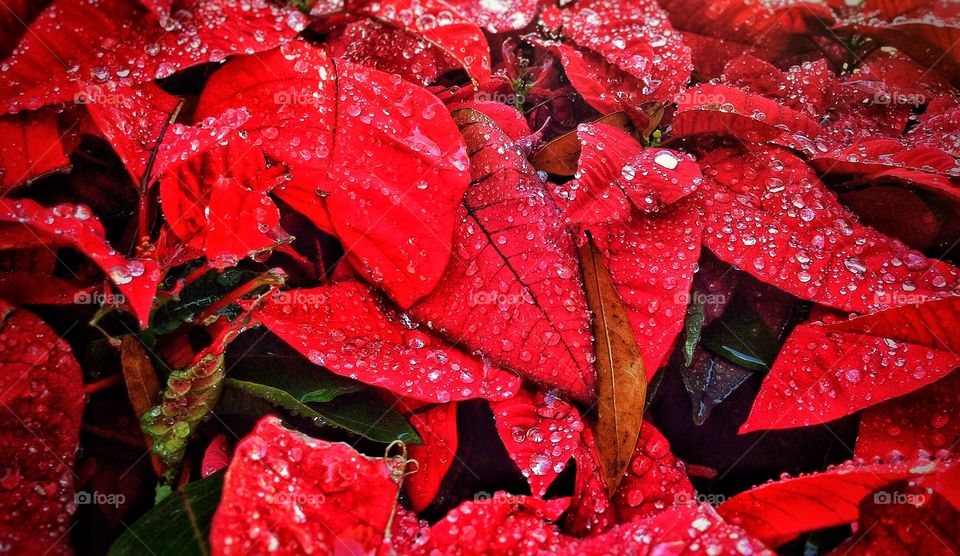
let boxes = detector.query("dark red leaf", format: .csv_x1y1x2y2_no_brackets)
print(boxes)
0,199,160,326
341,0,492,85
672,84,825,153
405,402,459,512
909,96,960,156
253,282,521,403
829,482,960,556
741,297,960,433
539,0,690,123
196,41,470,309
491,389,583,498
658,0,834,79
408,108,594,401
837,186,943,251
0,0,305,114
552,123,700,224
722,55,835,118
0,301,84,556
210,416,401,555
717,458,953,547
0,0,48,58
698,146,960,314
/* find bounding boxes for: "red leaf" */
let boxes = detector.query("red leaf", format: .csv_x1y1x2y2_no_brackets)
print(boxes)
0,0,48,58
565,425,617,535
856,370,960,461
722,55,835,118
201,435,231,478
253,282,521,403
563,504,773,555
415,493,570,554
409,108,594,401
84,81,250,185
0,109,70,191
847,14,960,88
830,483,960,556
698,146,960,314
658,0,834,79
210,416,400,555
444,0,539,33
591,199,702,376
810,139,960,199
837,186,943,251
613,421,695,522
325,19,462,86
0,199,159,327
552,123,700,224
672,84,824,153
405,402,459,512
196,41,470,309
491,389,583,498
742,297,960,433
0,0,306,114
0,301,84,556
539,0,690,122
717,458,952,547
909,96,960,156
341,0,492,85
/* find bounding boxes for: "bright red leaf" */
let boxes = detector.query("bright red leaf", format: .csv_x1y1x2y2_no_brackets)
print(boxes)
591,199,702,376
856,370,960,462
741,297,960,433
210,416,400,555
0,301,84,556
409,108,594,401
491,389,584,498
196,40,470,309
698,146,960,314
552,123,701,224
252,282,521,403
0,109,70,191
0,0,306,114
717,458,953,547
405,402,459,512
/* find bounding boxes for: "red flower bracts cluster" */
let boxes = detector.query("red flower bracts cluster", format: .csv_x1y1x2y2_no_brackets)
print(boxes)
1,0,959,554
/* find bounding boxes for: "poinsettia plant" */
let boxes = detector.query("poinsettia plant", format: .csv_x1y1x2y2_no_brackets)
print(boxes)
1,0,959,553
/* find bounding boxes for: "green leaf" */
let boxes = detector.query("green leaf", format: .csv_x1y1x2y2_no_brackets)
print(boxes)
682,290,706,366
699,303,778,372
230,356,362,403
152,266,254,336
109,472,223,556
223,369,420,445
